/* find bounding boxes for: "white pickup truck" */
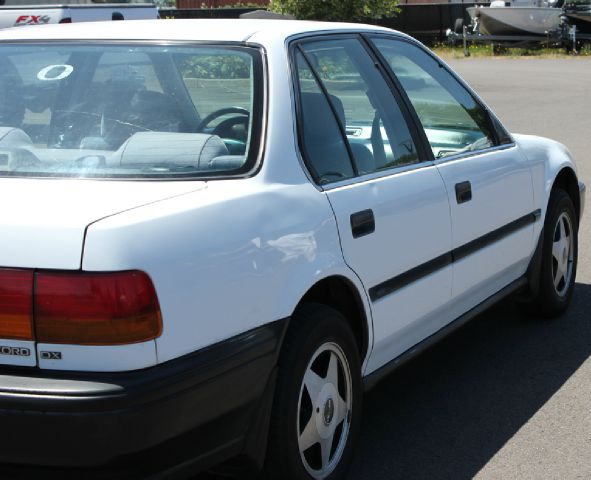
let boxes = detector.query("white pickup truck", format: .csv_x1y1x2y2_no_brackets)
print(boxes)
0,3,158,29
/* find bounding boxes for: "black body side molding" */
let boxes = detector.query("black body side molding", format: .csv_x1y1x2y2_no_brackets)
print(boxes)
369,209,541,302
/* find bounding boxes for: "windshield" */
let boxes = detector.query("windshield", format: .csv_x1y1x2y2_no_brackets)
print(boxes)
0,43,263,179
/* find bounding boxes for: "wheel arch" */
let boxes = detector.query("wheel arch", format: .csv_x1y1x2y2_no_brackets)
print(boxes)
552,167,581,223
291,275,371,364
526,169,580,300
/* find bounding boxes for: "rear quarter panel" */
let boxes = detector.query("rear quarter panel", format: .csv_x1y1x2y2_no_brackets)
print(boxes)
82,179,368,365
81,31,375,369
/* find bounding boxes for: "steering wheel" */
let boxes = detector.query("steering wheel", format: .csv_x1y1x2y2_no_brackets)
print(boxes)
198,107,250,136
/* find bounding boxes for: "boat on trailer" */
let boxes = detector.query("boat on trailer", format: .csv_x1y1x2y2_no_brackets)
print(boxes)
563,0,591,34
467,0,564,36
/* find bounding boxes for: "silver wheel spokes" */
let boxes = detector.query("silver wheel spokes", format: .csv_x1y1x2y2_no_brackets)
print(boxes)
298,343,352,479
551,212,574,297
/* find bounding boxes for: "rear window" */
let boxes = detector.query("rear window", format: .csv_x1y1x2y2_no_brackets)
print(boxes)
0,43,263,179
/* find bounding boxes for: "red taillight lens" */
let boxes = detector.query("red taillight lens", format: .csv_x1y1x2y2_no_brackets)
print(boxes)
0,269,34,340
35,271,162,345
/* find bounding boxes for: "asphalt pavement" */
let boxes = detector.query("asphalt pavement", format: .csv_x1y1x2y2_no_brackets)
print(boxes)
349,58,591,480
197,58,591,480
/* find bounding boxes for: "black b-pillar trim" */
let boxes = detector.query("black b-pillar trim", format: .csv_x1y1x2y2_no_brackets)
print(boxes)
369,209,541,302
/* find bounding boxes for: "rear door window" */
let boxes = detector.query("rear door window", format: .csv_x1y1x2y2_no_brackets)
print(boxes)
294,37,420,185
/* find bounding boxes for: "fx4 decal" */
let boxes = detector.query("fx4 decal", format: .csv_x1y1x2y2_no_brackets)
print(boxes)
14,15,51,27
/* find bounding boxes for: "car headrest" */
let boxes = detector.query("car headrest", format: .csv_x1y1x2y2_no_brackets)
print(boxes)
206,155,246,171
0,128,32,147
124,90,184,133
130,90,177,116
116,132,229,168
300,92,346,144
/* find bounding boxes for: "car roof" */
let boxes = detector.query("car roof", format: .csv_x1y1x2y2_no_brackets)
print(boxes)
0,18,401,43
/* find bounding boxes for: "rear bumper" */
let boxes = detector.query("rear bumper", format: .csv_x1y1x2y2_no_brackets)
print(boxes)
0,319,287,478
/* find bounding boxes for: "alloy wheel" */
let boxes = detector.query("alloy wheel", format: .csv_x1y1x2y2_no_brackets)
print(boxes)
551,211,574,297
297,342,352,479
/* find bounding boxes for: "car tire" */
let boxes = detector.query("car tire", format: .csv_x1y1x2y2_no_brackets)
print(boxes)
263,303,362,480
527,188,578,318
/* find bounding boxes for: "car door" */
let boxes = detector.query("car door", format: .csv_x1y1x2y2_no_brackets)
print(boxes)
370,36,537,315
293,36,454,374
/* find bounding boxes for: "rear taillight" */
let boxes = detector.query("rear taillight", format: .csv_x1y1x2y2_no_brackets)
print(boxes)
0,269,161,345
0,269,34,340
35,271,162,345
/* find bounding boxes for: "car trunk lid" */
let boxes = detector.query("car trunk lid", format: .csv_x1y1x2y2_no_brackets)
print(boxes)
0,178,205,270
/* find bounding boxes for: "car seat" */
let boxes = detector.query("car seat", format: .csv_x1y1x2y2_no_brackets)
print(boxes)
300,92,374,181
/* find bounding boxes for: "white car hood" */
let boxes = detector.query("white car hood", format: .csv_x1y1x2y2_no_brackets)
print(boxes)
0,178,206,270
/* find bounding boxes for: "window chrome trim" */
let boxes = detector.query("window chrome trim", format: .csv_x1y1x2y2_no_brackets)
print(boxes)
320,159,436,192
432,142,517,166
321,142,518,191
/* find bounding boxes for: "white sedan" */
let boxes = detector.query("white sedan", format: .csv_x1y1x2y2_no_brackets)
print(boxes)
0,19,585,479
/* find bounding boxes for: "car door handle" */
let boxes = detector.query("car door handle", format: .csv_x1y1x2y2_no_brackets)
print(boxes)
455,181,472,204
350,209,375,238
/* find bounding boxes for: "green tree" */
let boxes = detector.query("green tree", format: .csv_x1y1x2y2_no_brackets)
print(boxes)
269,0,399,22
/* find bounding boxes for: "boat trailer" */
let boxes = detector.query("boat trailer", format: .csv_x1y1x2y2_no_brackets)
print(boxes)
447,23,591,55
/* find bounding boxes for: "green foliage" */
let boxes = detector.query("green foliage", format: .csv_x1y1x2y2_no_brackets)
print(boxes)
181,54,250,79
269,0,399,22
153,0,175,7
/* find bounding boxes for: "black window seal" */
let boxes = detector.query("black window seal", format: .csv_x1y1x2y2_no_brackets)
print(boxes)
294,43,359,182
357,34,433,164
0,40,267,182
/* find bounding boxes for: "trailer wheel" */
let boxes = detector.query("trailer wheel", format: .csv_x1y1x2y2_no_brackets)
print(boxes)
454,18,464,34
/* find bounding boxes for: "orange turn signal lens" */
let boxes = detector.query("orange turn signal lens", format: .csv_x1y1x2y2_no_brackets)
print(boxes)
35,270,162,345
0,269,34,341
